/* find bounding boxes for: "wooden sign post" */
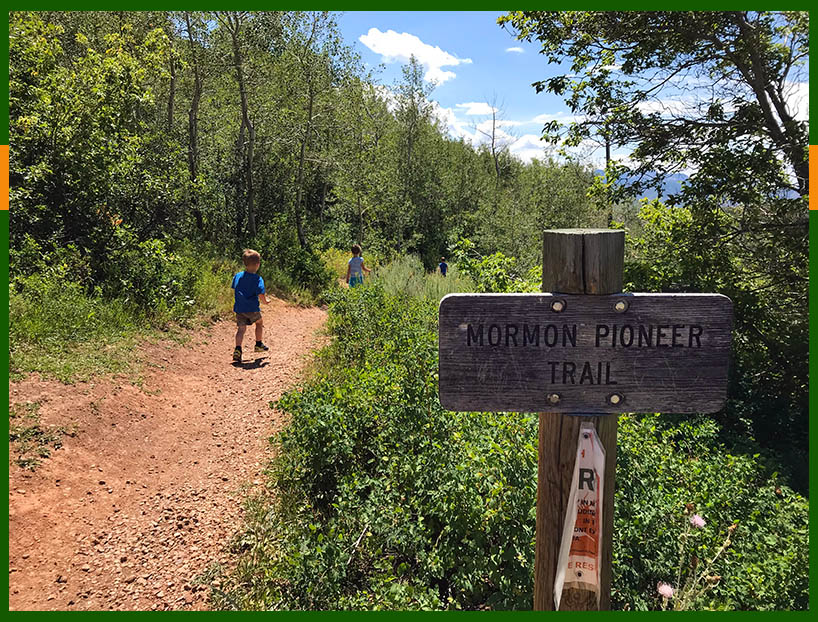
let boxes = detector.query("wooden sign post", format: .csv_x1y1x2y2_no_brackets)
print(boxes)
538,229,622,611
437,229,733,610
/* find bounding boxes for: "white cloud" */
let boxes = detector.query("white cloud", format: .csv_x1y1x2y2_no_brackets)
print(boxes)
508,133,548,163
532,112,586,125
359,28,472,85
637,97,696,117
505,46,524,54
456,102,497,116
430,101,475,142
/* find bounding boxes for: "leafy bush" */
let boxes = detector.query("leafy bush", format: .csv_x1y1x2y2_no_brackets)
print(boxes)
320,247,353,281
625,200,808,492
248,227,336,304
216,285,537,610
9,237,234,381
613,413,808,610
217,274,808,611
451,239,539,293
99,229,198,312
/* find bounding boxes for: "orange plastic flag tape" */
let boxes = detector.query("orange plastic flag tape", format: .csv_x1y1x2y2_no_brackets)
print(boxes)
1,145,8,210
810,146,817,210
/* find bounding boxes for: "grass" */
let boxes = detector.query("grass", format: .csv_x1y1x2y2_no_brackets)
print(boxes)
372,254,475,300
9,255,236,384
9,401,78,470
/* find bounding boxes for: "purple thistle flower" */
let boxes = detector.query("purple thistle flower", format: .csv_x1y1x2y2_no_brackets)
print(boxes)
690,514,706,528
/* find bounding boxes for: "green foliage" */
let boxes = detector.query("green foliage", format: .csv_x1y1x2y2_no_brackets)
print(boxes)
8,240,234,382
217,266,807,611
624,201,808,492
248,226,336,304
614,413,808,611
499,11,808,203
451,239,539,293
216,284,538,610
372,255,474,301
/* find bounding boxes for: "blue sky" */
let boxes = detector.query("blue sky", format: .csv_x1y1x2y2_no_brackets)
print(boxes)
337,10,810,170
337,11,591,164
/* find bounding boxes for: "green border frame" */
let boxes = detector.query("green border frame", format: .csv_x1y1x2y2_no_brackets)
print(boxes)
3,3,813,617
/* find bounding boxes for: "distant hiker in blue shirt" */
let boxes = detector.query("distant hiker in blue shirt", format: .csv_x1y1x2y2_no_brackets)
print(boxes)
438,257,448,277
232,249,270,362
346,244,371,288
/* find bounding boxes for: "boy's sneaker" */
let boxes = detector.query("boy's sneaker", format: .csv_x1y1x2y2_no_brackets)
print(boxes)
232,347,242,361
254,342,269,352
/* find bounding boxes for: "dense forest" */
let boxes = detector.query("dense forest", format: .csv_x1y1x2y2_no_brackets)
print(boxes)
9,10,808,611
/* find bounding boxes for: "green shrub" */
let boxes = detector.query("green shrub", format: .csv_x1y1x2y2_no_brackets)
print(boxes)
450,239,539,293
9,238,235,381
613,413,809,610
217,260,808,612
247,227,336,304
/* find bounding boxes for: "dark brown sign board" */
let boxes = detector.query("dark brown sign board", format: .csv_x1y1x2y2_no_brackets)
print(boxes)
439,293,732,414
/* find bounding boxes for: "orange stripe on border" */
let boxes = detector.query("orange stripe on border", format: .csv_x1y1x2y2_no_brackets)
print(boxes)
1,145,8,210
810,145,817,210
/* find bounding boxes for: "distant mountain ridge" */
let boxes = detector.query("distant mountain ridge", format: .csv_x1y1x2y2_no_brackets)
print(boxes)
593,170,688,201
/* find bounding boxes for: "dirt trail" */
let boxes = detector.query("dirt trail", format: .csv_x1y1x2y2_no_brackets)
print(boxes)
8,298,327,611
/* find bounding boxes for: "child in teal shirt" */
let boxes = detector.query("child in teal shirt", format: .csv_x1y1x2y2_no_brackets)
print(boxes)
346,244,371,288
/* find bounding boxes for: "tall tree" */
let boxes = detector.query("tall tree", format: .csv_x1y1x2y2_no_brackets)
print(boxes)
500,10,809,487
218,11,257,238
499,11,809,204
181,11,207,232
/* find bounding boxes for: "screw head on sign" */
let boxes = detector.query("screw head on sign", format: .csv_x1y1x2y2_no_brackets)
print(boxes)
614,300,629,313
609,393,623,405
551,299,566,312
547,393,561,405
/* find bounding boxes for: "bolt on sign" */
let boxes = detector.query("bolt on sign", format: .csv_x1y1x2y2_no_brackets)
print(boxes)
438,293,733,414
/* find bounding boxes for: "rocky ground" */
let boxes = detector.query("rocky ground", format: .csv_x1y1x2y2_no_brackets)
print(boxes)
8,298,326,610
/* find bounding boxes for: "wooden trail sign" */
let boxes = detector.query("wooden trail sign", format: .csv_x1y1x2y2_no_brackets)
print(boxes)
438,292,733,414
437,228,735,611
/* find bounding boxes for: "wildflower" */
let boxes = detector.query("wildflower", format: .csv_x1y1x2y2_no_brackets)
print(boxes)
690,514,706,528
657,582,674,599
684,502,695,513
707,575,722,584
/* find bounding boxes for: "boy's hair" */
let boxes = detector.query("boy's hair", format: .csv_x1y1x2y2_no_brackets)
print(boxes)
440,257,446,261
351,244,362,255
242,249,261,265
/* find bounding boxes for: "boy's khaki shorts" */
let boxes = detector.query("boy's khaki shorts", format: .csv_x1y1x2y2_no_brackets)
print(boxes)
235,311,262,326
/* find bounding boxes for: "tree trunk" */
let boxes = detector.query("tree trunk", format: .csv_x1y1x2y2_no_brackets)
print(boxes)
357,196,365,244
293,83,314,249
167,38,176,132
234,121,246,239
184,12,203,232
225,12,256,238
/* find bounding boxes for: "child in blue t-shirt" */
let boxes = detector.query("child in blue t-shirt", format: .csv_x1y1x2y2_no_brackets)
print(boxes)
345,244,371,288
438,257,448,276
231,249,270,362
